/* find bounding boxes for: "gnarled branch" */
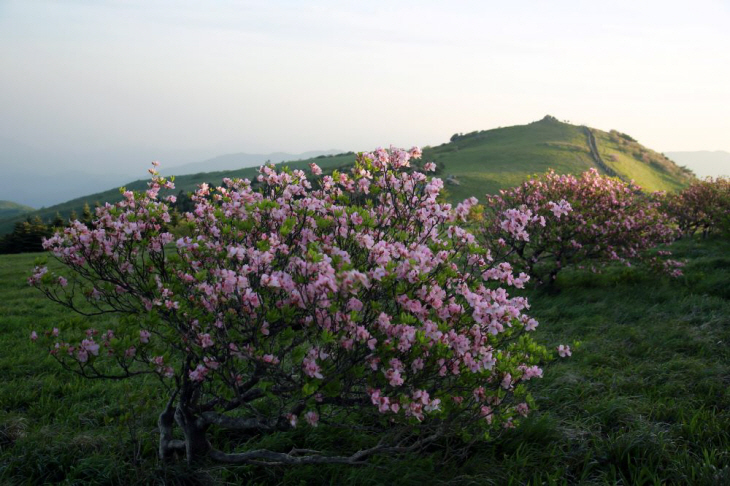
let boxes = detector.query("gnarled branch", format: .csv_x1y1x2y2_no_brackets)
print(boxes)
208,427,444,465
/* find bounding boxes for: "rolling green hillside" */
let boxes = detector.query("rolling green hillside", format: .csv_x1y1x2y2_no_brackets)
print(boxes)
429,116,694,201
0,117,695,235
0,201,34,220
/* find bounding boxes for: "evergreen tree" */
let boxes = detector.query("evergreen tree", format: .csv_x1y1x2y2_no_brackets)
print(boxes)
0,216,52,254
81,203,93,225
51,212,65,229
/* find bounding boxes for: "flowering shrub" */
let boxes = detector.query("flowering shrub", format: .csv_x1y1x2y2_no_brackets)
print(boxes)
29,148,562,465
664,177,730,238
479,169,679,284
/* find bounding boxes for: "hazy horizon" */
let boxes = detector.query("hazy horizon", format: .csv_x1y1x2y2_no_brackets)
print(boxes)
1,0,729,177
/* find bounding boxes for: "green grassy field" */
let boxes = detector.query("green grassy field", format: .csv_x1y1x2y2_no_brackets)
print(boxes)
1,236,728,485
0,117,695,236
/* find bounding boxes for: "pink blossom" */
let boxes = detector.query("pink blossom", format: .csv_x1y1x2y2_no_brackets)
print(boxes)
189,364,208,382
480,406,493,424
302,356,323,379
203,356,220,369
516,402,530,417
198,333,214,348
548,199,572,219
81,339,100,356
501,373,513,389
384,368,404,387
287,413,298,428
557,344,572,357
262,354,279,365
304,411,319,427
139,330,151,343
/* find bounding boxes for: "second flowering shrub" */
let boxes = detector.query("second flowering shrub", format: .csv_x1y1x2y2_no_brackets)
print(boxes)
480,169,679,283
664,177,730,238
29,147,563,466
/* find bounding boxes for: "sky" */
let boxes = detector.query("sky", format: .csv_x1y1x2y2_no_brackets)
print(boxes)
1,0,729,173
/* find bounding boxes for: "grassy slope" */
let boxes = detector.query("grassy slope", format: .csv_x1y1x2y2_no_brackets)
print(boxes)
426,118,694,202
1,236,728,484
425,118,598,202
0,118,695,235
594,130,693,193
0,201,34,220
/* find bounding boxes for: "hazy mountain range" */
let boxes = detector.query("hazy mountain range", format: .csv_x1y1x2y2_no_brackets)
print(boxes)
2,118,728,226
0,136,340,208
665,151,730,178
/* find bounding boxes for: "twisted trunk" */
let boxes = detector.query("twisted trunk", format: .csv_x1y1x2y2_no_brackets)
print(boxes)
175,404,210,464
158,395,185,460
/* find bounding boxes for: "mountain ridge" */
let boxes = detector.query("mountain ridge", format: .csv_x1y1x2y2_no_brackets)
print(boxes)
165,150,343,176
0,117,695,235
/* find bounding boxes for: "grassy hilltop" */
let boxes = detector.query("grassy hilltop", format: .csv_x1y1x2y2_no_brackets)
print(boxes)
430,116,694,201
0,117,694,235
0,201,34,220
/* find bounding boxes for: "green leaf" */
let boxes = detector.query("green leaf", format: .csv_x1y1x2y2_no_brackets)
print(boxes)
279,327,295,347
322,379,342,397
291,346,306,364
280,217,296,236
302,382,318,395
265,308,280,322
321,330,335,344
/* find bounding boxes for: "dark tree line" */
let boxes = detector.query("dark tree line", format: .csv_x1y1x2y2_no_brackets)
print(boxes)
0,216,55,254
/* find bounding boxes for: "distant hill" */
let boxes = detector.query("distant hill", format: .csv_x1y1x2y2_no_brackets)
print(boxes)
0,117,695,235
166,150,343,176
665,151,730,178
0,137,142,208
0,136,343,207
0,201,34,220
0,153,357,234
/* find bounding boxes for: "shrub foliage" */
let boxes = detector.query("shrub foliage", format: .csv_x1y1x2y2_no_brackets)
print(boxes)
479,169,679,283
664,177,730,237
30,148,558,465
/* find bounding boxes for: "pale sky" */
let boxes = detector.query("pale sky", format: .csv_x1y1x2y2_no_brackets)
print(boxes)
1,0,729,169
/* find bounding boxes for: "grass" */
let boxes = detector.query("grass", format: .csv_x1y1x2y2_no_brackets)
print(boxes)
0,117,694,235
0,236,728,484
594,130,690,193
427,117,599,202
